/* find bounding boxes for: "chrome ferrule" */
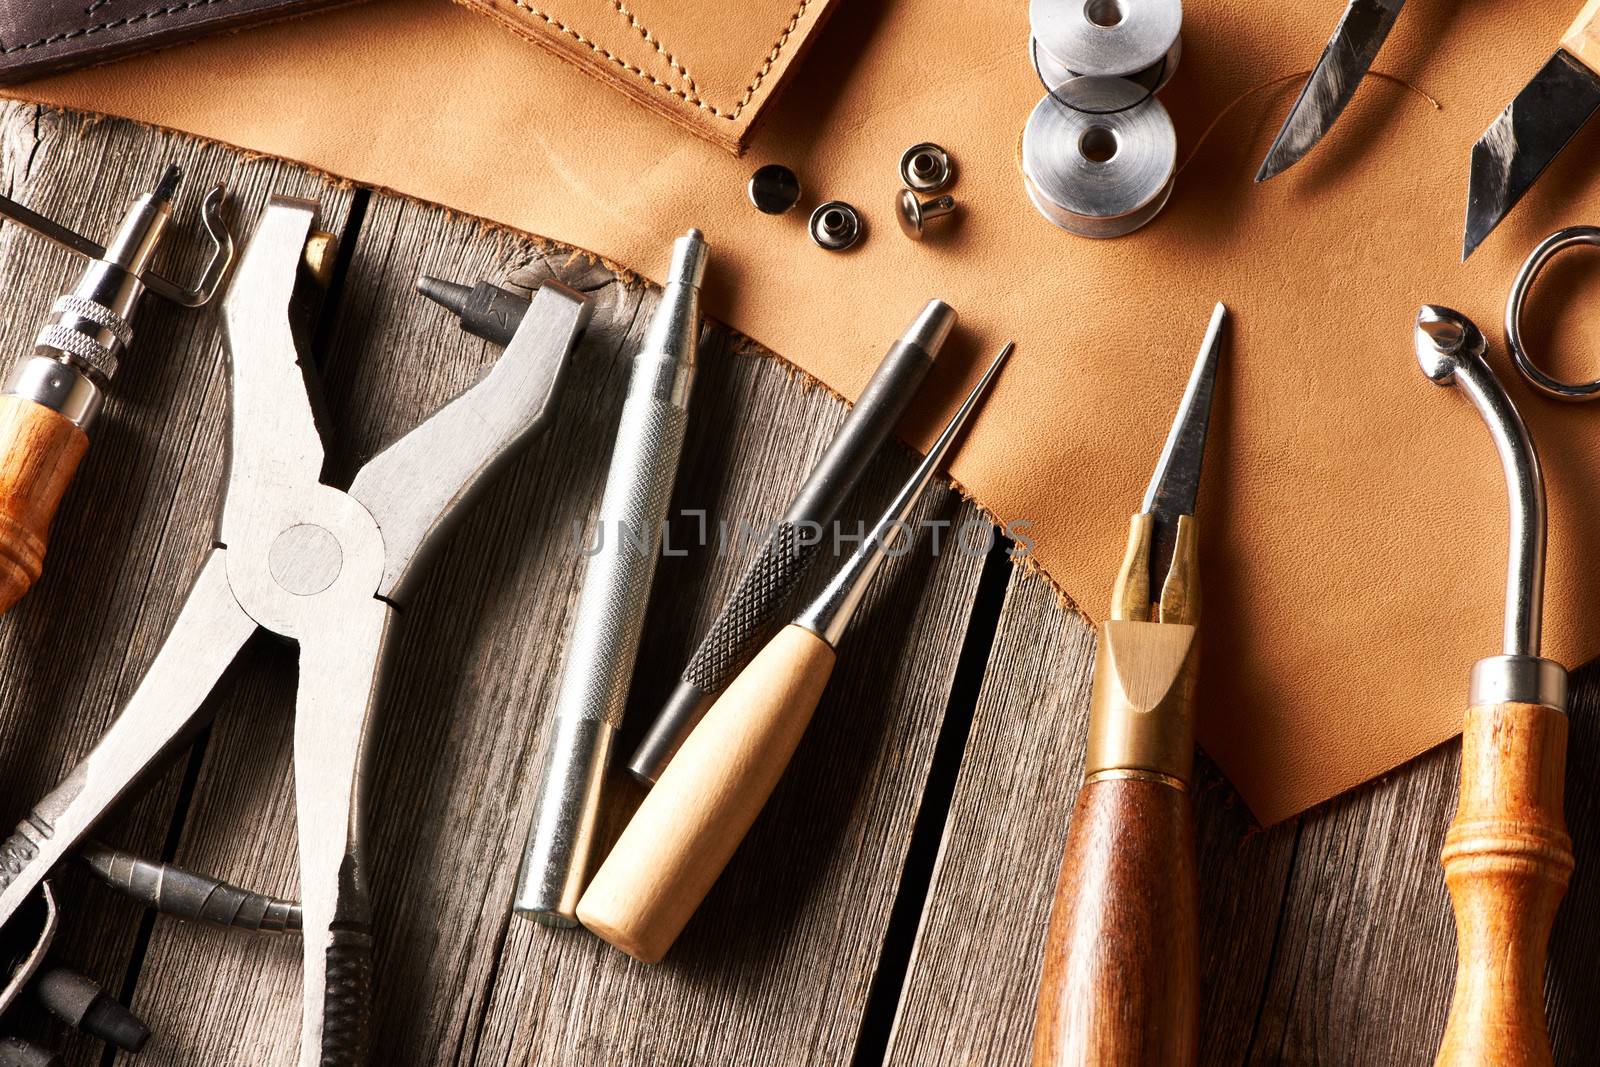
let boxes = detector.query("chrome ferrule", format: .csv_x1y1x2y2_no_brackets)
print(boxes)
5,355,101,427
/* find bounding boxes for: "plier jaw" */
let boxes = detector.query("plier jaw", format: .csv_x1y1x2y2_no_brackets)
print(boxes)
0,194,592,1064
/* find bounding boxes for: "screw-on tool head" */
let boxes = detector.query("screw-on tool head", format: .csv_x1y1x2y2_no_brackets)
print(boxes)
417,275,533,348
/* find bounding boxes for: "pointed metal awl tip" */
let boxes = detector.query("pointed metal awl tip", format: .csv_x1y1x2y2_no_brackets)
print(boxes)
416,275,472,319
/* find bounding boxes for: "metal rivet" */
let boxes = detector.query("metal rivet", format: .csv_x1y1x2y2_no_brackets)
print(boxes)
899,142,954,193
747,163,802,215
809,201,863,250
897,190,957,240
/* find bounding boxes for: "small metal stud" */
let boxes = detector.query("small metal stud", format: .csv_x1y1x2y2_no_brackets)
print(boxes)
809,201,863,250
896,190,957,240
747,163,802,215
899,142,954,193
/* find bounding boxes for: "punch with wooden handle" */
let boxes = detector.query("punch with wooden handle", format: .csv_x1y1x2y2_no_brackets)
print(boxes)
1032,303,1226,1067
576,339,1012,963
0,165,233,615
1414,305,1570,1067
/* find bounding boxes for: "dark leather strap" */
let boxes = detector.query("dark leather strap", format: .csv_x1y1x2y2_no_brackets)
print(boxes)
0,0,353,84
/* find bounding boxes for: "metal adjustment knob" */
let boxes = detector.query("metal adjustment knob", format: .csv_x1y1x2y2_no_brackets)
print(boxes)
747,164,802,215
809,201,863,250
900,142,954,193
896,190,957,240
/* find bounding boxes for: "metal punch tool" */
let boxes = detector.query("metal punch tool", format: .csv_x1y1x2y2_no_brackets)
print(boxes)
0,196,591,1064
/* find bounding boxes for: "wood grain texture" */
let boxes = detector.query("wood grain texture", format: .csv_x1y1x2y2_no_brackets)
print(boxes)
1032,777,1197,1067
1562,0,1600,72
579,623,838,963
0,396,87,615
884,569,1295,1067
15,98,1600,1067
0,112,996,1064
1436,700,1569,1067
0,101,354,1064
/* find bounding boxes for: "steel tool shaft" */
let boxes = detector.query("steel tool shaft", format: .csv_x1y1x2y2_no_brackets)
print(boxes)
1256,0,1407,182
515,230,708,926
1032,304,1226,1067
1414,305,1569,1067
628,300,955,783
576,342,1012,963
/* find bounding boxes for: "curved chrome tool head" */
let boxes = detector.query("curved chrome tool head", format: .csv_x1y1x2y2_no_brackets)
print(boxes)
1414,306,1557,703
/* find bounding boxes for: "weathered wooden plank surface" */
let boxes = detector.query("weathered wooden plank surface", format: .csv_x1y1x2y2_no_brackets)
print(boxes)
882,567,1298,1067
0,102,355,1063
889,570,1600,1066
11,100,1600,1067
0,105,996,1065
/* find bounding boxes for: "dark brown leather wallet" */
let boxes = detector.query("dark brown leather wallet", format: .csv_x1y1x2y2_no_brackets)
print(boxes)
0,0,354,85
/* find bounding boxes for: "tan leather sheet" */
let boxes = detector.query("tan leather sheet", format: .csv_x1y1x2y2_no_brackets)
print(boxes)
450,0,840,151
12,0,1600,825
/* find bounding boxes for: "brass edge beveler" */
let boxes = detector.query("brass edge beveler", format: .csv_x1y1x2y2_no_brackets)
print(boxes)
1084,511,1199,788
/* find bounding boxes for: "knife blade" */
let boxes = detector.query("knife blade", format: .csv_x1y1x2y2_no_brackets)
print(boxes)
1464,46,1600,259
1256,0,1408,182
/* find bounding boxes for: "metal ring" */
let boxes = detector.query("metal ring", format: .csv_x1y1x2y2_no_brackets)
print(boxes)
1506,225,1600,401
900,143,954,193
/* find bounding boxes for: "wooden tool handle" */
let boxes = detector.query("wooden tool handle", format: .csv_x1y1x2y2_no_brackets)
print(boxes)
576,623,837,962
1032,777,1198,1067
0,395,89,615
1562,0,1600,73
1435,701,1571,1067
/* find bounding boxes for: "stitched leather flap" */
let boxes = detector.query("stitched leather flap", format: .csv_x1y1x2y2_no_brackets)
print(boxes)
453,0,838,153
0,0,350,84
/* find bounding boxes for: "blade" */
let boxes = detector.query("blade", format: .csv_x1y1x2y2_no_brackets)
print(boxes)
1256,0,1407,182
1464,50,1600,259
1143,303,1227,592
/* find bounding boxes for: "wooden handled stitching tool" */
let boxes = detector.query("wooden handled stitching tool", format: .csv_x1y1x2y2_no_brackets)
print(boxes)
1413,305,1570,1067
1464,0,1600,258
628,299,955,785
0,165,235,615
0,195,591,1065
575,339,1012,963
1031,302,1226,1067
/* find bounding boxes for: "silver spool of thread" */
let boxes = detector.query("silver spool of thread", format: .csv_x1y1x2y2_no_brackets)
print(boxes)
1021,77,1177,238
1030,32,1181,94
1030,0,1182,81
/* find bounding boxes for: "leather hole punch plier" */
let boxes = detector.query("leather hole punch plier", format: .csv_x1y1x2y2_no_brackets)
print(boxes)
0,196,591,1063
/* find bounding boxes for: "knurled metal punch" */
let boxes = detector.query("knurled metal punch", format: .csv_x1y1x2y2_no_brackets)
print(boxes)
0,196,591,1063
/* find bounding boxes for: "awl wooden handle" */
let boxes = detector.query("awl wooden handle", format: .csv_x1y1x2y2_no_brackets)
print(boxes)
1033,776,1198,1067
576,623,837,962
1435,701,1571,1067
0,394,89,615
1562,0,1600,73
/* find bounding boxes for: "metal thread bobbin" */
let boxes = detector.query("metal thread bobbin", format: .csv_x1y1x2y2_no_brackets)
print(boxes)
1021,76,1177,239
1029,0,1182,81
1030,32,1181,97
